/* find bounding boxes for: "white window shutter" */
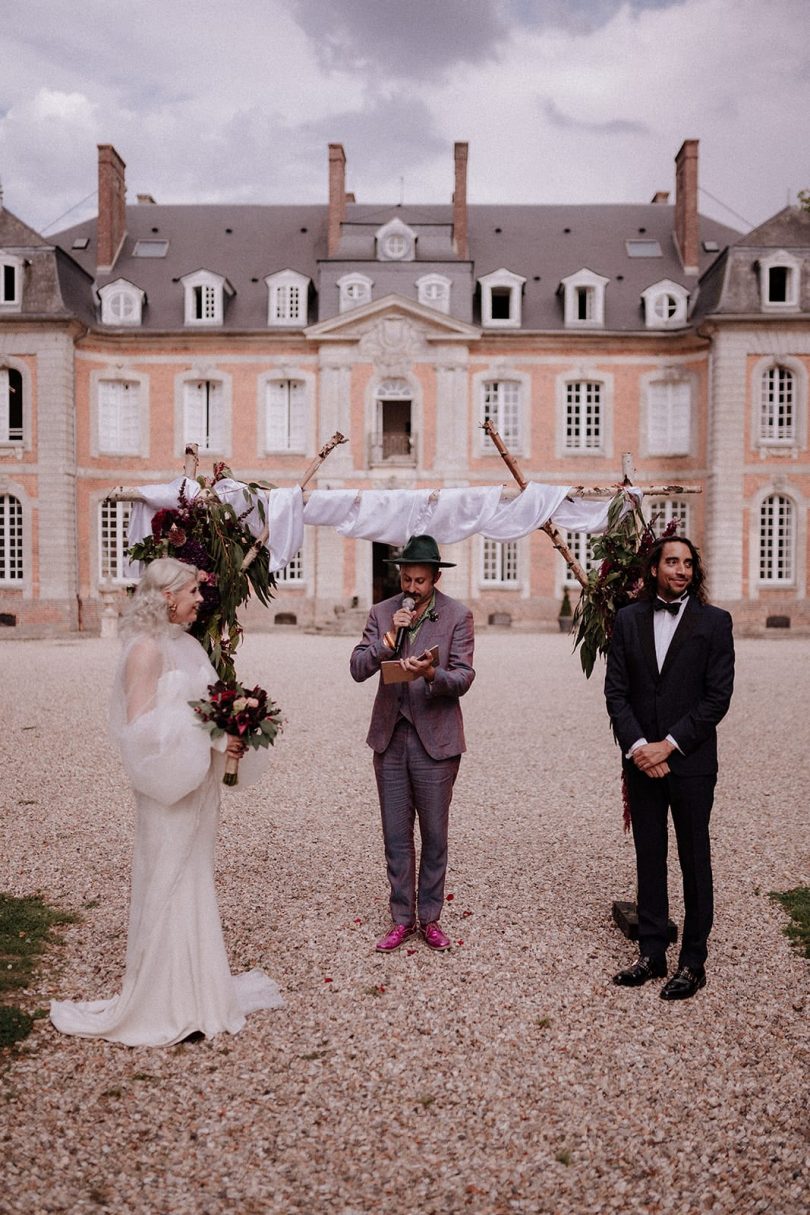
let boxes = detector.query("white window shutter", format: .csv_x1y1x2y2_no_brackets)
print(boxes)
207,381,225,452
669,382,690,453
184,381,208,448
288,381,306,450
99,381,120,452
266,382,289,450
647,384,669,453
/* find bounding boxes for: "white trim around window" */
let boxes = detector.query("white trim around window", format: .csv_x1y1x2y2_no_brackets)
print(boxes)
0,480,32,592
375,218,416,262
555,369,614,457
175,370,232,457
758,250,801,312
180,269,233,326
559,268,609,328
479,537,520,588
416,273,451,314
0,253,23,311
97,497,138,585
0,358,32,450
640,369,695,458
338,273,373,313
755,490,799,587
474,367,530,456
90,369,149,458
265,270,309,327
275,545,306,586
641,279,689,329
478,268,526,328
259,370,314,455
751,355,807,452
98,278,145,326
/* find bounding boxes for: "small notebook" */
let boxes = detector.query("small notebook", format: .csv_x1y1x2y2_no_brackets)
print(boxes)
381,645,440,684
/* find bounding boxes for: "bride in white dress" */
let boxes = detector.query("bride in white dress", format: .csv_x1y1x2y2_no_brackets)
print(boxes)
51,557,283,1046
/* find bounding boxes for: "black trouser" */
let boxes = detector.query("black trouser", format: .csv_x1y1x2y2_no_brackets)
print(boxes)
625,766,716,970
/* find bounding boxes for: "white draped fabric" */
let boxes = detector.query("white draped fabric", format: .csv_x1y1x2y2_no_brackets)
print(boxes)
127,478,641,574
50,627,282,1046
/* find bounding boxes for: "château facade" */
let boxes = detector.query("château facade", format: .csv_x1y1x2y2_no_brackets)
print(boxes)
0,139,808,636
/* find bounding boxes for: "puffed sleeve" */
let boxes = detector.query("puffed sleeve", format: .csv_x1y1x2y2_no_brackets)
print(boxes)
116,641,214,806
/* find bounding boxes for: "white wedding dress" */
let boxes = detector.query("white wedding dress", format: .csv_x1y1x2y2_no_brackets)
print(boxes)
50,626,282,1046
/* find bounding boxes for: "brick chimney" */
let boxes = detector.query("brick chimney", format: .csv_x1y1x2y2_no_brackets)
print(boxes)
674,139,699,274
328,143,347,257
452,141,469,259
97,144,127,273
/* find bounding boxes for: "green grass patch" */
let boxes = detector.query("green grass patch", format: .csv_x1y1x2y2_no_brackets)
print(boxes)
770,886,810,958
0,892,78,1047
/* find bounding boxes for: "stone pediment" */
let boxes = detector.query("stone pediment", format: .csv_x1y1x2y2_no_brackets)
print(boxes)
305,294,481,346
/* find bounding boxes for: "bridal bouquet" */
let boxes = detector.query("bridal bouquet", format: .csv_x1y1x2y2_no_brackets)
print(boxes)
189,680,283,786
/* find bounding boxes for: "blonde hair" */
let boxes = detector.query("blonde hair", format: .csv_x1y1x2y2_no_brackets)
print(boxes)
121,557,199,638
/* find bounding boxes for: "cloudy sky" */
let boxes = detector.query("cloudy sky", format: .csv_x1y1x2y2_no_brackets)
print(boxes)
2,0,808,238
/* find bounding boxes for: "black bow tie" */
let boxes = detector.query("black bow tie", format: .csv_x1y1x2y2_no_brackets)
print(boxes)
654,598,683,615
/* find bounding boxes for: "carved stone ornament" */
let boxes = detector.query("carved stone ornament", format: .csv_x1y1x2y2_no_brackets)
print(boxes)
358,316,427,373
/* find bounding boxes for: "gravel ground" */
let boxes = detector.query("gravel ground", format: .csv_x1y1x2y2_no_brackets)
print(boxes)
0,631,807,1215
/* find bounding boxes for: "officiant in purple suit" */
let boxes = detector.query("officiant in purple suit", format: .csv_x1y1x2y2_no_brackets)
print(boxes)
350,535,475,953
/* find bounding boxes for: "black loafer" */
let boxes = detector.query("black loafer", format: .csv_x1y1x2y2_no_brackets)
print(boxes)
612,955,667,987
660,966,706,1000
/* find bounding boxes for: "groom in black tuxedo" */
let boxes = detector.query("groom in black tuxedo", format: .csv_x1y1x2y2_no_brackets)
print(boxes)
605,536,735,1000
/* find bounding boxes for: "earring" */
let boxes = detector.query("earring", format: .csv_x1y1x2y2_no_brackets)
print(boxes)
168,600,177,620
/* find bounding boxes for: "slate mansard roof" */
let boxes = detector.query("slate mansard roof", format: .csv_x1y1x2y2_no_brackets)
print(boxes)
47,196,745,336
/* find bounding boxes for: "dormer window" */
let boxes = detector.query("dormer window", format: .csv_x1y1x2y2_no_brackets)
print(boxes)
758,250,800,311
560,269,609,328
641,279,689,329
479,268,526,328
181,270,232,326
376,218,416,262
416,274,451,314
265,269,309,327
0,254,23,311
98,279,145,326
338,273,373,313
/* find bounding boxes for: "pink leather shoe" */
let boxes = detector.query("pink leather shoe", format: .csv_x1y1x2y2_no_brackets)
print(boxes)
375,923,416,952
421,921,451,951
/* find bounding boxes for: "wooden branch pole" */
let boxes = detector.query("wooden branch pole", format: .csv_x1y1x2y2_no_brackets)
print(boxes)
240,431,348,571
481,419,590,590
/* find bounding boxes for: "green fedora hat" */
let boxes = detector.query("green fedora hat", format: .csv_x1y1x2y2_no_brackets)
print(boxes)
385,534,456,568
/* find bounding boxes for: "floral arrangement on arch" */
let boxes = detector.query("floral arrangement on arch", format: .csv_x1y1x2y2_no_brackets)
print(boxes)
127,464,276,681
572,491,680,678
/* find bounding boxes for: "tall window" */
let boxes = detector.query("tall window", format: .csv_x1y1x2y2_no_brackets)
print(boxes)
98,379,141,454
182,271,227,325
565,381,602,450
562,531,597,587
0,258,21,307
0,494,23,581
0,368,23,443
276,548,304,585
99,500,134,583
760,366,795,444
193,284,217,321
482,380,521,448
647,380,691,455
759,495,795,583
266,380,306,452
266,271,309,326
481,539,518,585
184,380,225,452
645,497,689,535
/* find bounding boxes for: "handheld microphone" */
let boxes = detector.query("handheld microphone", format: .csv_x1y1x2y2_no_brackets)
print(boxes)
393,595,416,654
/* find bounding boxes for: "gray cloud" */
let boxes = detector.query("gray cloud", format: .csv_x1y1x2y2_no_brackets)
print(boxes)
540,98,651,136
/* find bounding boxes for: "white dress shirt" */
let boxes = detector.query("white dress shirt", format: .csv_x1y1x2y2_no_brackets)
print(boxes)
628,595,689,758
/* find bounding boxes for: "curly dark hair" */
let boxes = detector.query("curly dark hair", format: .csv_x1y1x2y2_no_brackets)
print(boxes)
642,535,707,604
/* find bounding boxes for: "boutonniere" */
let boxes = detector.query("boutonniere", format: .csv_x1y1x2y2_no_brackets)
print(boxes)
427,609,438,623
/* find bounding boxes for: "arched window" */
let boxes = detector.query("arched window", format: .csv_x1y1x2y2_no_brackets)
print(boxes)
0,367,23,443
760,366,795,444
0,494,24,581
759,495,795,584
372,378,414,465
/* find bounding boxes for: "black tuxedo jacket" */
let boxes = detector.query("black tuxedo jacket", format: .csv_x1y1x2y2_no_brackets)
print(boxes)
604,597,735,777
